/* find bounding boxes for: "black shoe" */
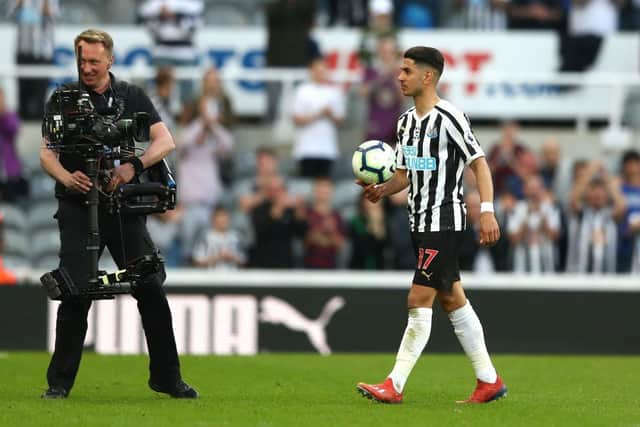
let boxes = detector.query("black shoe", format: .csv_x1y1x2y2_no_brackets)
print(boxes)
41,387,68,399
149,380,198,399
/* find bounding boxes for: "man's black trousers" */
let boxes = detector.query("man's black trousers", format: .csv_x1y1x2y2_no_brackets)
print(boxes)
46,199,181,392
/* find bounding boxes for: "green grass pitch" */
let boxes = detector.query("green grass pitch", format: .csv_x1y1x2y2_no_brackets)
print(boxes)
1,353,639,427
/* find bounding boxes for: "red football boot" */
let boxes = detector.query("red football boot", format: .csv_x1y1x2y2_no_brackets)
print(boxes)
458,376,507,404
356,378,403,404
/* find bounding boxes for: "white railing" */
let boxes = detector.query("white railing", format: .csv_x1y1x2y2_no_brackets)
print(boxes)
2,64,639,133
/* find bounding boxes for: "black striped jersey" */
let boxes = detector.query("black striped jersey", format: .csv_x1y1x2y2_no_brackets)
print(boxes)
395,99,485,232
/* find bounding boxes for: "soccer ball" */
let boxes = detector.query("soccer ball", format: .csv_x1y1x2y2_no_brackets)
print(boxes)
352,140,396,184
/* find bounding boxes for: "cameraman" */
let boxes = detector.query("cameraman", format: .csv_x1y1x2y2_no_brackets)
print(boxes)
39,29,197,399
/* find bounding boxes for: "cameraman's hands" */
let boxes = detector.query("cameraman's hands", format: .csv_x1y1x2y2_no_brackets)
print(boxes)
64,171,92,194
108,163,136,191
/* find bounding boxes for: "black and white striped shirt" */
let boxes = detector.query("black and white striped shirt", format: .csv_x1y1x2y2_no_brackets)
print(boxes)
566,207,618,273
395,99,485,232
138,0,203,62
446,2,507,31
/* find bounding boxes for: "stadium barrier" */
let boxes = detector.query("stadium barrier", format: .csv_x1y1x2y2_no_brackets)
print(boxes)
3,63,639,129
1,270,639,355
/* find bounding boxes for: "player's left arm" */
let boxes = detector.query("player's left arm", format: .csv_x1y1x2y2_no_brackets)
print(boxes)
469,157,501,246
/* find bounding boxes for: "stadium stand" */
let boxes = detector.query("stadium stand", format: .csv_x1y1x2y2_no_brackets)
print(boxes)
0,0,638,275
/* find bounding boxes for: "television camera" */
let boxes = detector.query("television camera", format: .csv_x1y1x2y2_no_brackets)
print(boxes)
40,53,176,301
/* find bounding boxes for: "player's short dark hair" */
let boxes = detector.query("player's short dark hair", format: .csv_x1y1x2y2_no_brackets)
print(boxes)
404,46,444,75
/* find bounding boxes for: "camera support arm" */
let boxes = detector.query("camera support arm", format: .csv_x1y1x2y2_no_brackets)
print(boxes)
41,253,164,301
85,157,101,289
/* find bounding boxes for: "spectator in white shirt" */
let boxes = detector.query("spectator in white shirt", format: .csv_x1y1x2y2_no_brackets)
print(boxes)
292,56,346,178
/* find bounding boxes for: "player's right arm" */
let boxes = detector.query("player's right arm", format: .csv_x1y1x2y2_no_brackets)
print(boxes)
40,138,92,193
358,168,408,203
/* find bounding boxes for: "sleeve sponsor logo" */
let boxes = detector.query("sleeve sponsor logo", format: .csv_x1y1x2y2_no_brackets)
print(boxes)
465,130,478,147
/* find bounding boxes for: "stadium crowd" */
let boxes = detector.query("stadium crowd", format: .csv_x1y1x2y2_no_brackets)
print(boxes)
0,0,640,280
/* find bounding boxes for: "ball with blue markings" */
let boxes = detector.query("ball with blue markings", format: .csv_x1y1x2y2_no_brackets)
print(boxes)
352,140,396,185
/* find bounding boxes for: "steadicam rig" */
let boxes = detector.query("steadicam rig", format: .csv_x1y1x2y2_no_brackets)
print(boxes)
39,46,176,300
41,83,177,215
39,87,173,299
41,254,164,301
41,87,148,158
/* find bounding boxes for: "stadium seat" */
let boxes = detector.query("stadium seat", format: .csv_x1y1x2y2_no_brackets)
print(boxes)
27,201,58,232
278,157,298,178
333,179,361,209
204,0,264,26
217,187,237,210
28,169,57,202
32,254,60,271
230,209,254,248
232,177,255,201
339,204,357,224
30,227,60,260
287,178,313,202
58,0,101,24
3,228,30,258
32,246,118,273
0,204,27,232
204,4,251,26
231,150,257,181
331,158,355,180
3,254,31,270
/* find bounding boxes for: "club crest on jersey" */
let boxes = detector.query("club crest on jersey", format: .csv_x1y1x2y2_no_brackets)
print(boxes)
413,127,421,143
426,127,439,139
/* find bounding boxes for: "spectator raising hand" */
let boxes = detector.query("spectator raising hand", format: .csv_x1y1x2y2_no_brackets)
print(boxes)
248,176,307,268
567,160,626,273
507,174,561,273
